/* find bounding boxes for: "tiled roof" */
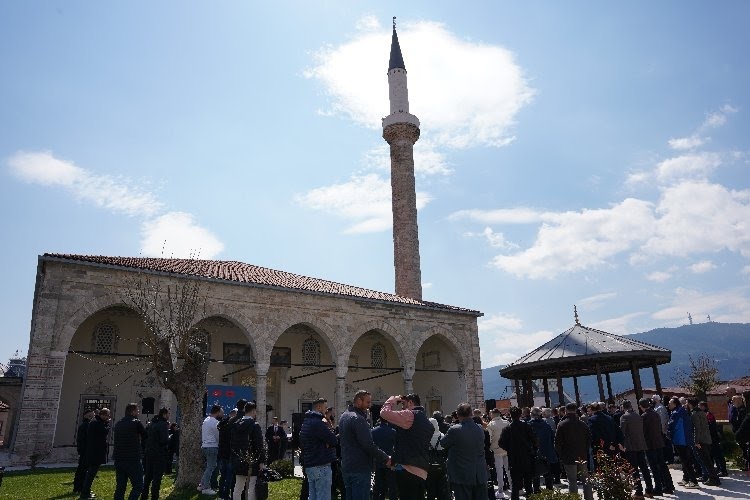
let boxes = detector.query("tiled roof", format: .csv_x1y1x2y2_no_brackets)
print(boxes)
43,254,480,315
501,323,671,378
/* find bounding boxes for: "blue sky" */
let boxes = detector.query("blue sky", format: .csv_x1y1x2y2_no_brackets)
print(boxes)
2,2,749,371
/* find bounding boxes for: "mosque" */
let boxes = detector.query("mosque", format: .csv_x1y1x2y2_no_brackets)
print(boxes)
7,23,484,464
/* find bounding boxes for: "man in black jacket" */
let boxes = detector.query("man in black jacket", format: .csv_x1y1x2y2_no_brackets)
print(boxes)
300,397,339,500
73,409,95,494
218,399,246,500
142,407,170,500
79,407,111,500
554,403,592,500
499,407,535,500
230,401,266,500
113,403,147,500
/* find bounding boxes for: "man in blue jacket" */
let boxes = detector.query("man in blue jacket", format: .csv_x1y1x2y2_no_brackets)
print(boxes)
300,397,338,500
667,397,699,489
439,403,488,500
339,390,390,500
371,419,397,500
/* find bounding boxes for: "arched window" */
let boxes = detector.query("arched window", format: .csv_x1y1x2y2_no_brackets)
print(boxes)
91,322,119,354
301,337,321,368
371,342,387,370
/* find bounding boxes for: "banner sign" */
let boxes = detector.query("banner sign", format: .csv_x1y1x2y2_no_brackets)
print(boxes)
205,385,255,415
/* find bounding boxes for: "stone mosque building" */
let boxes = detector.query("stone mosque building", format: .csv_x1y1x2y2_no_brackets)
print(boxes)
7,24,484,464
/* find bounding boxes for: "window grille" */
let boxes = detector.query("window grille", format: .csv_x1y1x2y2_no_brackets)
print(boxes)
92,322,118,354
371,342,386,370
302,337,321,367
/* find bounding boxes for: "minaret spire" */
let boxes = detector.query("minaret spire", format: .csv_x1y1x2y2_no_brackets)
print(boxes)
383,17,422,300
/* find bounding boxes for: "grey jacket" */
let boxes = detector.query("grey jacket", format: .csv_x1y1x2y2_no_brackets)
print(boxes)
339,405,388,473
440,418,489,486
690,409,712,445
620,410,647,452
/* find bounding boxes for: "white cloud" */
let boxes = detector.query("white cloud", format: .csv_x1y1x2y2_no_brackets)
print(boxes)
8,151,163,216
578,292,617,309
464,227,518,250
702,104,737,129
668,136,705,151
477,312,556,367
305,18,534,149
689,260,716,274
743,266,750,275
294,173,431,234
140,212,224,259
470,179,750,280
7,150,225,258
449,207,547,224
589,311,647,334
646,271,672,283
491,198,655,279
652,286,750,325
655,152,721,184
355,14,380,32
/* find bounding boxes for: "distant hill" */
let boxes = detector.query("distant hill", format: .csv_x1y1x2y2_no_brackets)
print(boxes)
482,322,750,401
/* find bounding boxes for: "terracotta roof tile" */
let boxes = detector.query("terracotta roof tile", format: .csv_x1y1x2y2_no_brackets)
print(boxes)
43,254,480,315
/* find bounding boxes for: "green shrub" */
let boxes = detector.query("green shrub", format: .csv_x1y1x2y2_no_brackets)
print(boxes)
720,424,740,457
527,489,581,499
269,458,294,478
589,451,635,500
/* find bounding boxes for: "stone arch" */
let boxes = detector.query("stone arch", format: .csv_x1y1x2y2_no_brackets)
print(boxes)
268,313,341,364
56,292,131,353
192,303,262,364
414,325,468,372
342,319,406,368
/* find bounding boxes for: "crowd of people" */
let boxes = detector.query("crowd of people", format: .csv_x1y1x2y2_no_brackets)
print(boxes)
71,388,750,500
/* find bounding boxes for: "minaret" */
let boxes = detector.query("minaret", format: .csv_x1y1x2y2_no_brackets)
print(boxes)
383,18,422,300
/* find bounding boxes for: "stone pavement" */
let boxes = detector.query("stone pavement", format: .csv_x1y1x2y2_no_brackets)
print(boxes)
661,467,750,499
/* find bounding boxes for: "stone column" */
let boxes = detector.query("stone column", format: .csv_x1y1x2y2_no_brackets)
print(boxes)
383,122,422,300
335,363,348,416
403,364,415,395
255,362,269,431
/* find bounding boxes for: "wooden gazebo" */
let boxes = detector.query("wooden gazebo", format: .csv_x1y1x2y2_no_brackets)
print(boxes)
499,308,671,407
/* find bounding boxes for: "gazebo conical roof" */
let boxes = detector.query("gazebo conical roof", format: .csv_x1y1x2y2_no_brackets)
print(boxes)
500,321,671,380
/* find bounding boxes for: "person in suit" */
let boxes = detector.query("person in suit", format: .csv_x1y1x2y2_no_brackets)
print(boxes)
554,403,593,500
79,407,111,500
73,409,95,495
266,416,287,464
142,407,170,500
371,419,398,500
499,407,534,500
439,403,488,500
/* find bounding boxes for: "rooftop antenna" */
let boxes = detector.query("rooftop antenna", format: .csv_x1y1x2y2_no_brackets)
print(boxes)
574,305,581,326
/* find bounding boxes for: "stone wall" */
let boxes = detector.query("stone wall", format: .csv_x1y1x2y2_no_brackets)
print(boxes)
10,257,483,465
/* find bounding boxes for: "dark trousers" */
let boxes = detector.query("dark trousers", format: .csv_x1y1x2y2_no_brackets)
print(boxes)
218,457,235,499
374,466,398,500
645,447,673,493
396,469,426,499
695,443,718,481
73,454,87,492
509,468,532,500
80,463,100,498
662,435,674,463
624,450,653,495
674,445,698,483
710,441,728,475
450,482,485,500
531,470,553,493
142,456,165,500
114,459,144,500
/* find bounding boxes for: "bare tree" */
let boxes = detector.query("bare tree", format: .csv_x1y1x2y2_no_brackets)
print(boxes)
121,270,211,489
674,354,719,401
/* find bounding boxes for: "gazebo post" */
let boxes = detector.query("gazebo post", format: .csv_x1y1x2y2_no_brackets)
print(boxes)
596,363,606,402
573,376,581,406
556,373,564,406
605,373,614,402
525,378,534,407
630,361,643,400
543,378,551,407
514,379,522,406
652,362,663,397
